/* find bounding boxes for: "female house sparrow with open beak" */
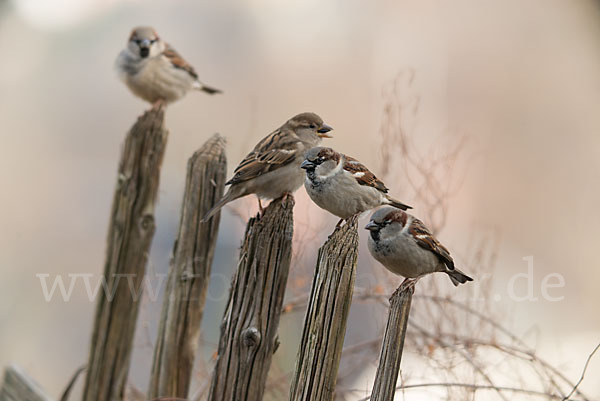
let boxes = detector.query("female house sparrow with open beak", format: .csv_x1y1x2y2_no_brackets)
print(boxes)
300,147,411,224
366,207,473,287
202,112,333,221
115,26,221,105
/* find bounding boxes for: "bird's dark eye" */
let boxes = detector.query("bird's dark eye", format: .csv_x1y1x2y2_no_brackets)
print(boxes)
383,220,392,225
134,39,141,45
150,39,157,44
317,157,325,163
309,123,317,129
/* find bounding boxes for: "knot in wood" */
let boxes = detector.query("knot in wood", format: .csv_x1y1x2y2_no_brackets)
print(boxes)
140,214,155,231
241,327,261,348
117,173,129,188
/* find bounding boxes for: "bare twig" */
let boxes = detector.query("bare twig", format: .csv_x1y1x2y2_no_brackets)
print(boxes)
562,342,600,401
60,365,86,401
354,382,585,401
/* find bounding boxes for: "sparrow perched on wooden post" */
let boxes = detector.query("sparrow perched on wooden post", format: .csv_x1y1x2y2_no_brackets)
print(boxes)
202,112,333,221
301,147,411,224
365,207,473,287
115,26,221,106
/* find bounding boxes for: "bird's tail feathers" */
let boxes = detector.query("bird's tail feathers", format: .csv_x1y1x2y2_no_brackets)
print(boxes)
201,191,235,222
386,196,412,211
193,81,222,95
446,268,473,287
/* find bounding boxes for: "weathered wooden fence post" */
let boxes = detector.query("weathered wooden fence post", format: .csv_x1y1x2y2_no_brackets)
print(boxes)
0,365,53,401
82,106,168,401
207,196,295,401
289,218,359,401
370,284,414,401
148,133,227,400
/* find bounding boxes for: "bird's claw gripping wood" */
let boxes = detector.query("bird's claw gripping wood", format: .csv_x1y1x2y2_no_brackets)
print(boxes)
280,192,293,208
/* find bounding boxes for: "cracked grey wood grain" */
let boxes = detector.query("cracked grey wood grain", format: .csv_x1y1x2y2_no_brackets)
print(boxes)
82,106,168,401
207,196,295,401
370,284,413,401
289,218,359,401
148,134,227,400
0,365,53,401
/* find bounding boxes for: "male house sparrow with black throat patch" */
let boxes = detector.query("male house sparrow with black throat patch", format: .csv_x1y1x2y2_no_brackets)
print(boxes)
202,113,333,221
301,147,411,224
116,26,221,105
366,207,473,287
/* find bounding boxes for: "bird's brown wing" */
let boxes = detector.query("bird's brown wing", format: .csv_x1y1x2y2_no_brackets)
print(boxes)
226,128,299,186
409,218,455,269
163,43,198,79
343,156,388,193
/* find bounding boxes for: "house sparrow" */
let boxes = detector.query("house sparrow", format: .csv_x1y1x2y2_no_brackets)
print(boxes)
115,26,221,105
202,112,333,221
365,207,473,287
300,147,411,223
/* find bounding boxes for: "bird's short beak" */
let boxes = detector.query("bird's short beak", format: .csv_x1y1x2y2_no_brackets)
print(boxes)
139,39,151,58
364,221,379,231
300,160,315,170
317,123,333,138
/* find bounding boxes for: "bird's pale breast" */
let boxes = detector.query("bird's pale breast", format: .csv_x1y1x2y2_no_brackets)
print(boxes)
123,56,194,103
368,232,443,278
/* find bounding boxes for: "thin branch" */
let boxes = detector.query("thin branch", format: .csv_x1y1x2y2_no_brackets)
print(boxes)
562,342,600,401
353,382,585,401
60,365,87,401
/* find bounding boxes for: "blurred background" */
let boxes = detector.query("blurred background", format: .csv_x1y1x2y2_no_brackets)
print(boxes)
1,0,599,399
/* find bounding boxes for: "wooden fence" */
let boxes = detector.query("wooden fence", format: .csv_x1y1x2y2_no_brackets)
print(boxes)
0,111,412,401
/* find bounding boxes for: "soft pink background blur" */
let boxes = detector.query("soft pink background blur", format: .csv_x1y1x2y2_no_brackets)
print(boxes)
1,0,599,399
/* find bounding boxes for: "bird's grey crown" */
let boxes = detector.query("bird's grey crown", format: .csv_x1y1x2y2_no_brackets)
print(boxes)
288,112,324,127
129,26,158,41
